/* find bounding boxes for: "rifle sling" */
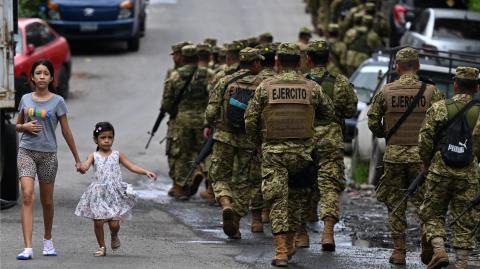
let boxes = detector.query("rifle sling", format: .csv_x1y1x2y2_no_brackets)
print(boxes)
221,70,253,96
386,82,427,142
306,72,329,86
171,68,197,118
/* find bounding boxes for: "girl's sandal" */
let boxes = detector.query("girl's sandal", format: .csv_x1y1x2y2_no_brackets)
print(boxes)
111,235,121,251
94,246,106,257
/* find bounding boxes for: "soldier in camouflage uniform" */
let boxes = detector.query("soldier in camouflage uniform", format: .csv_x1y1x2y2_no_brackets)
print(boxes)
258,32,274,44
204,48,265,239
208,41,244,93
364,2,390,43
338,0,374,39
344,15,382,76
245,43,334,267
162,45,214,200
367,47,444,265
327,23,347,75
418,67,480,269
298,27,312,74
294,40,357,251
306,0,320,34
329,0,359,23
316,0,332,36
163,41,192,197
249,43,279,230
197,43,212,68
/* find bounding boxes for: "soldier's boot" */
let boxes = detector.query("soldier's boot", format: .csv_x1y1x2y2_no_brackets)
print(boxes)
286,232,296,260
454,249,470,269
174,186,190,201
421,232,434,265
199,180,216,204
219,196,236,237
251,210,264,233
271,234,288,267
389,234,406,265
321,217,336,252
229,212,241,240
427,237,449,269
261,207,270,223
168,185,182,197
188,168,205,196
294,224,310,248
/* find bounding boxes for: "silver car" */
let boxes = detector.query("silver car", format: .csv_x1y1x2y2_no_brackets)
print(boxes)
400,8,480,55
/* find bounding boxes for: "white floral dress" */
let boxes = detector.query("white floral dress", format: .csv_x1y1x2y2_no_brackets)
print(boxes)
75,151,137,221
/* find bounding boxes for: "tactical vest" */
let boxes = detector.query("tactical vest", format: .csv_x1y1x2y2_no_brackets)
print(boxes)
178,67,209,111
349,29,370,54
383,81,435,145
262,79,315,140
307,72,337,124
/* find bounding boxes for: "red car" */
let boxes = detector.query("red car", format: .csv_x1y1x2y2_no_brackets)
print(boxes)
15,18,72,102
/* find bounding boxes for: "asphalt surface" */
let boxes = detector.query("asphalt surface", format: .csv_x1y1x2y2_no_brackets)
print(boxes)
1,0,479,268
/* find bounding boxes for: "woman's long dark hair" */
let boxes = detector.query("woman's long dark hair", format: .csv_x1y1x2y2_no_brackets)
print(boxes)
93,122,115,151
30,59,55,92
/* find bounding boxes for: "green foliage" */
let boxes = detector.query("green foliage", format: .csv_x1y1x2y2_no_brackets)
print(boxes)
352,160,369,184
18,0,46,18
470,0,480,11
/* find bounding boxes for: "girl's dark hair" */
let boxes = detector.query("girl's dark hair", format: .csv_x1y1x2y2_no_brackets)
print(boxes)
93,122,115,151
30,59,55,92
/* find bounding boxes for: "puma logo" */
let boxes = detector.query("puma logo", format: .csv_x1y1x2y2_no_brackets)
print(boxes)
459,139,468,149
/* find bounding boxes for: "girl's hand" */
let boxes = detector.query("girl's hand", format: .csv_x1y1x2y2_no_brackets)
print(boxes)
22,120,43,135
76,162,86,174
145,171,157,180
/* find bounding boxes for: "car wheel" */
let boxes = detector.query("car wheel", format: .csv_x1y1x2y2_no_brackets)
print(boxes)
368,138,383,186
127,32,140,52
14,75,30,108
1,122,19,208
140,16,146,37
57,65,70,99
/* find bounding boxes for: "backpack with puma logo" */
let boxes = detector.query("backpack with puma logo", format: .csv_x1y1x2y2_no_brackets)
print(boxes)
440,100,479,168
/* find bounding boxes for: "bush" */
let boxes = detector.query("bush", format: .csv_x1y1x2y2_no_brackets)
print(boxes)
18,0,46,18
352,160,369,184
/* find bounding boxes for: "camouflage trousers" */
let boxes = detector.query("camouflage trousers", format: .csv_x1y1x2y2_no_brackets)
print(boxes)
419,173,479,250
209,141,260,217
376,162,423,236
249,161,265,211
262,151,312,234
166,126,204,187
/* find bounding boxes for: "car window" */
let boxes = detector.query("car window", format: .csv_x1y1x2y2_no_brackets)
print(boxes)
413,11,429,33
26,22,55,48
15,29,23,55
418,70,454,98
433,18,480,41
351,65,388,103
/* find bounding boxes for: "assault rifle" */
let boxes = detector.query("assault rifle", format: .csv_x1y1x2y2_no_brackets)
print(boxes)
391,172,426,214
145,109,166,149
182,130,215,184
449,193,480,227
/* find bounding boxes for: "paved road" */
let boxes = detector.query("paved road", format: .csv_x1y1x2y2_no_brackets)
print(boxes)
1,0,479,268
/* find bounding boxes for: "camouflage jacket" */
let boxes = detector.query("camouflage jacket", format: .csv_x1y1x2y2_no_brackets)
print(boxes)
244,70,335,155
162,64,214,127
419,94,480,182
208,62,240,95
307,67,357,124
367,74,444,163
204,68,264,149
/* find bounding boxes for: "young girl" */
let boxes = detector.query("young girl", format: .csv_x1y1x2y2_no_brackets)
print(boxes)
16,60,83,260
74,122,156,256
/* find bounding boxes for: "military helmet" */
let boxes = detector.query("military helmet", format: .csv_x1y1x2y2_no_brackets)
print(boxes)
196,43,212,53
277,43,301,56
181,44,197,57
299,26,312,36
455,66,480,81
256,43,277,55
307,40,329,53
239,47,265,62
171,41,193,55
395,47,419,63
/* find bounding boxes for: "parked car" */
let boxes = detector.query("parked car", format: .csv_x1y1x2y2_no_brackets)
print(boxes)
351,50,479,185
388,0,468,47
15,17,72,102
344,54,389,153
45,0,147,51
400,8,480,55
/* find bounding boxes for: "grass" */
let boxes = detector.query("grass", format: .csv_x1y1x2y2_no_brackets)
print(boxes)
352,160,369,185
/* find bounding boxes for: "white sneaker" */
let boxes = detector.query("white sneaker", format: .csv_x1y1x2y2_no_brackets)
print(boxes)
43,239,57,256
16,248,33,260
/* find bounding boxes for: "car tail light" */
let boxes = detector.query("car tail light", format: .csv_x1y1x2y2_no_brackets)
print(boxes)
393,5,406,26
422,43,438,54
120,0,134,9
47,1,59,10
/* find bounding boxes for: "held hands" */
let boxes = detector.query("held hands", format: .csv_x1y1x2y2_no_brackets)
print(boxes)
145,170,157,180
75,162,86,174
23,120,43,135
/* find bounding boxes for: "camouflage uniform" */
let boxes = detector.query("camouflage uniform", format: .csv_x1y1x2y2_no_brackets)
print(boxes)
244,43,335,235
258,32,274,44
327,23,347,75
205,48,266,222
329,0,359,23
418,67,480,253
368,48,444,264
316,0,332,36
162,45,214,190
306,0,320,32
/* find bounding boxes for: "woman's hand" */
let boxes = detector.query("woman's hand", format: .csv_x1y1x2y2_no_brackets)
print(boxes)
75,162,86,174
22,120,43,135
